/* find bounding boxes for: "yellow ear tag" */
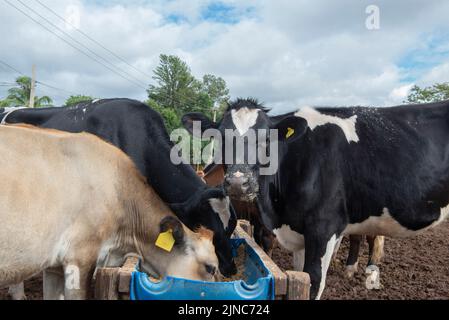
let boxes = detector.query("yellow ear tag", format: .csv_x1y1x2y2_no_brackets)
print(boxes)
286,127,295,139
155,229,175,252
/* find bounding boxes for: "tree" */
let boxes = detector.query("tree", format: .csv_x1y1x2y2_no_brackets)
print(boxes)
201,74,230,106
147,54,201,116
3,76,52,108
65,95,94,106
146,99,181,133
146,54,230,166
0,99,10,107
405,82,449,104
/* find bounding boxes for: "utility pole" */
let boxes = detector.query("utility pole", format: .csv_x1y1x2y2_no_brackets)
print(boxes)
29,64,36,108
207,101,220,165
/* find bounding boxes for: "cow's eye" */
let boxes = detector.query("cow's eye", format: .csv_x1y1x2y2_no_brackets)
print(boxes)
205,264,216,275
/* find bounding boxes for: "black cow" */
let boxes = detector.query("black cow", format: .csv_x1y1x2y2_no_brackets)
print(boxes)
0,99,237,277
183,98,449,299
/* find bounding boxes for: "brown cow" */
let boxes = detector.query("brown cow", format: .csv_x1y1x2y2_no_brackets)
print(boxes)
0,124,218,300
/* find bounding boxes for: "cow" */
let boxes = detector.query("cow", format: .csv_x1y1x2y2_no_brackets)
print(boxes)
190,102,385,278
0,124,219,300
0,98,237,280
182,98,449,299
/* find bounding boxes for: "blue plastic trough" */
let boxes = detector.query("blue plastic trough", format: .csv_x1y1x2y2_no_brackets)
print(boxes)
129,238,275,300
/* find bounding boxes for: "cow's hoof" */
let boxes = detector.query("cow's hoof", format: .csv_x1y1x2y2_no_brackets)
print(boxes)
345,262,358,278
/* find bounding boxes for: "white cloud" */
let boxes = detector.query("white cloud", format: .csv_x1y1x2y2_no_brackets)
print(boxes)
389,84,414,104
0,0,448,111
420,62,449,86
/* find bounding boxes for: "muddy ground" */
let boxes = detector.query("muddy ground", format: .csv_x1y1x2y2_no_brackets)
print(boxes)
1,220,448,300
272,220,449,300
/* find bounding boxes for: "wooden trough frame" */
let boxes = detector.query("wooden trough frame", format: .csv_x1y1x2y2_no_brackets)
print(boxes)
94,220,310,300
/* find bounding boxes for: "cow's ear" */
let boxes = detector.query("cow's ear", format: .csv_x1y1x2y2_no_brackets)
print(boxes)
273,116,308,143
159,216,185,246
182,113,217,137
201,187,225,201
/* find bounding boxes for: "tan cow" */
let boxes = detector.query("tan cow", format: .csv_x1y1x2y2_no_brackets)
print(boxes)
0,124,218,300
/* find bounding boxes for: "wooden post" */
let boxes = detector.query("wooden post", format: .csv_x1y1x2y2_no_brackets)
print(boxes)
94,256,139,300
286,271,310,300
94,267,120,300
29,64,36,108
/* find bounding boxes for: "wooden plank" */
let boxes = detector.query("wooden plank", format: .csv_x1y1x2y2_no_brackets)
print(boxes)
118,256,140,294
94,267,120,300
286,271,310,300
233,224,288,296
237,219,253,237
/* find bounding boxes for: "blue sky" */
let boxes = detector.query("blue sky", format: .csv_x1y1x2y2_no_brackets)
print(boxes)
398,31,449,83
1,0,449,111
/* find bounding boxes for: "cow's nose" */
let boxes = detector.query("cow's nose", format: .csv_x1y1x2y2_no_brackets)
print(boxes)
225,175,249,194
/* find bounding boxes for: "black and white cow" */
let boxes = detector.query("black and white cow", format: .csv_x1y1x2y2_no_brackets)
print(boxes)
0,99,237,278
183,98,449,299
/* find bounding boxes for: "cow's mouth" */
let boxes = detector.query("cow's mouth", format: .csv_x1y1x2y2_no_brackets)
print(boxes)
226,189,258,203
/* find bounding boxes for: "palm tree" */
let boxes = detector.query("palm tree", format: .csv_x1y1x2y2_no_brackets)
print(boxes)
3,76,52,107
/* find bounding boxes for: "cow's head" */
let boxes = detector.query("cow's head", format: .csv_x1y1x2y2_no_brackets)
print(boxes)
182,98,308,203
170,187,237,277
144,216,219,281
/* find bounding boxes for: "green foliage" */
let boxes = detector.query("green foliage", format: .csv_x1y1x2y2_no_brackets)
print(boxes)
2,76,53,108
146,98,181,133
0,99,10,107
65,95,94,106
146,54,231,165
147,54,230,119
147,54,201,116
405,82,449,104
146,54,229,128
202,74,230,107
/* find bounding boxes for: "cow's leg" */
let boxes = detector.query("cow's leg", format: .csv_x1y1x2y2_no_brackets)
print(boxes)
304,233,340,300
261,228,275,257
293,249,305,271
365,235,384,290
367,235,384,267
345,235,363,278
63,263,94,300
43,267,65,300
331,236,343,261
253,218,274,255
8,283,26,300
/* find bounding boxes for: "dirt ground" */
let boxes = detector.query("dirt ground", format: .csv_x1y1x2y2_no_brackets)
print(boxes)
272,220,449,300
1,220,448,300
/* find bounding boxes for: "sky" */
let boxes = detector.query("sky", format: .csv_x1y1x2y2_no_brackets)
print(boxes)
1,0,449,114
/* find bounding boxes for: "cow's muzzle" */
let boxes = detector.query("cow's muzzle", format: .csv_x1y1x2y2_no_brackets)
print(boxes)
224,168,258,202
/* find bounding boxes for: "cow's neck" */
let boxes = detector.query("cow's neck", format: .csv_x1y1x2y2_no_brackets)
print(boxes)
114,169,176,277
257,173,283,231
138,127,207,204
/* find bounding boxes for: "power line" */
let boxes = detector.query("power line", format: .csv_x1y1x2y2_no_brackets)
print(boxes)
0,59,78,97
33,0,152,81
0,60,25,76
36,81,78,96
3,0,147,90
13,0,148,88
